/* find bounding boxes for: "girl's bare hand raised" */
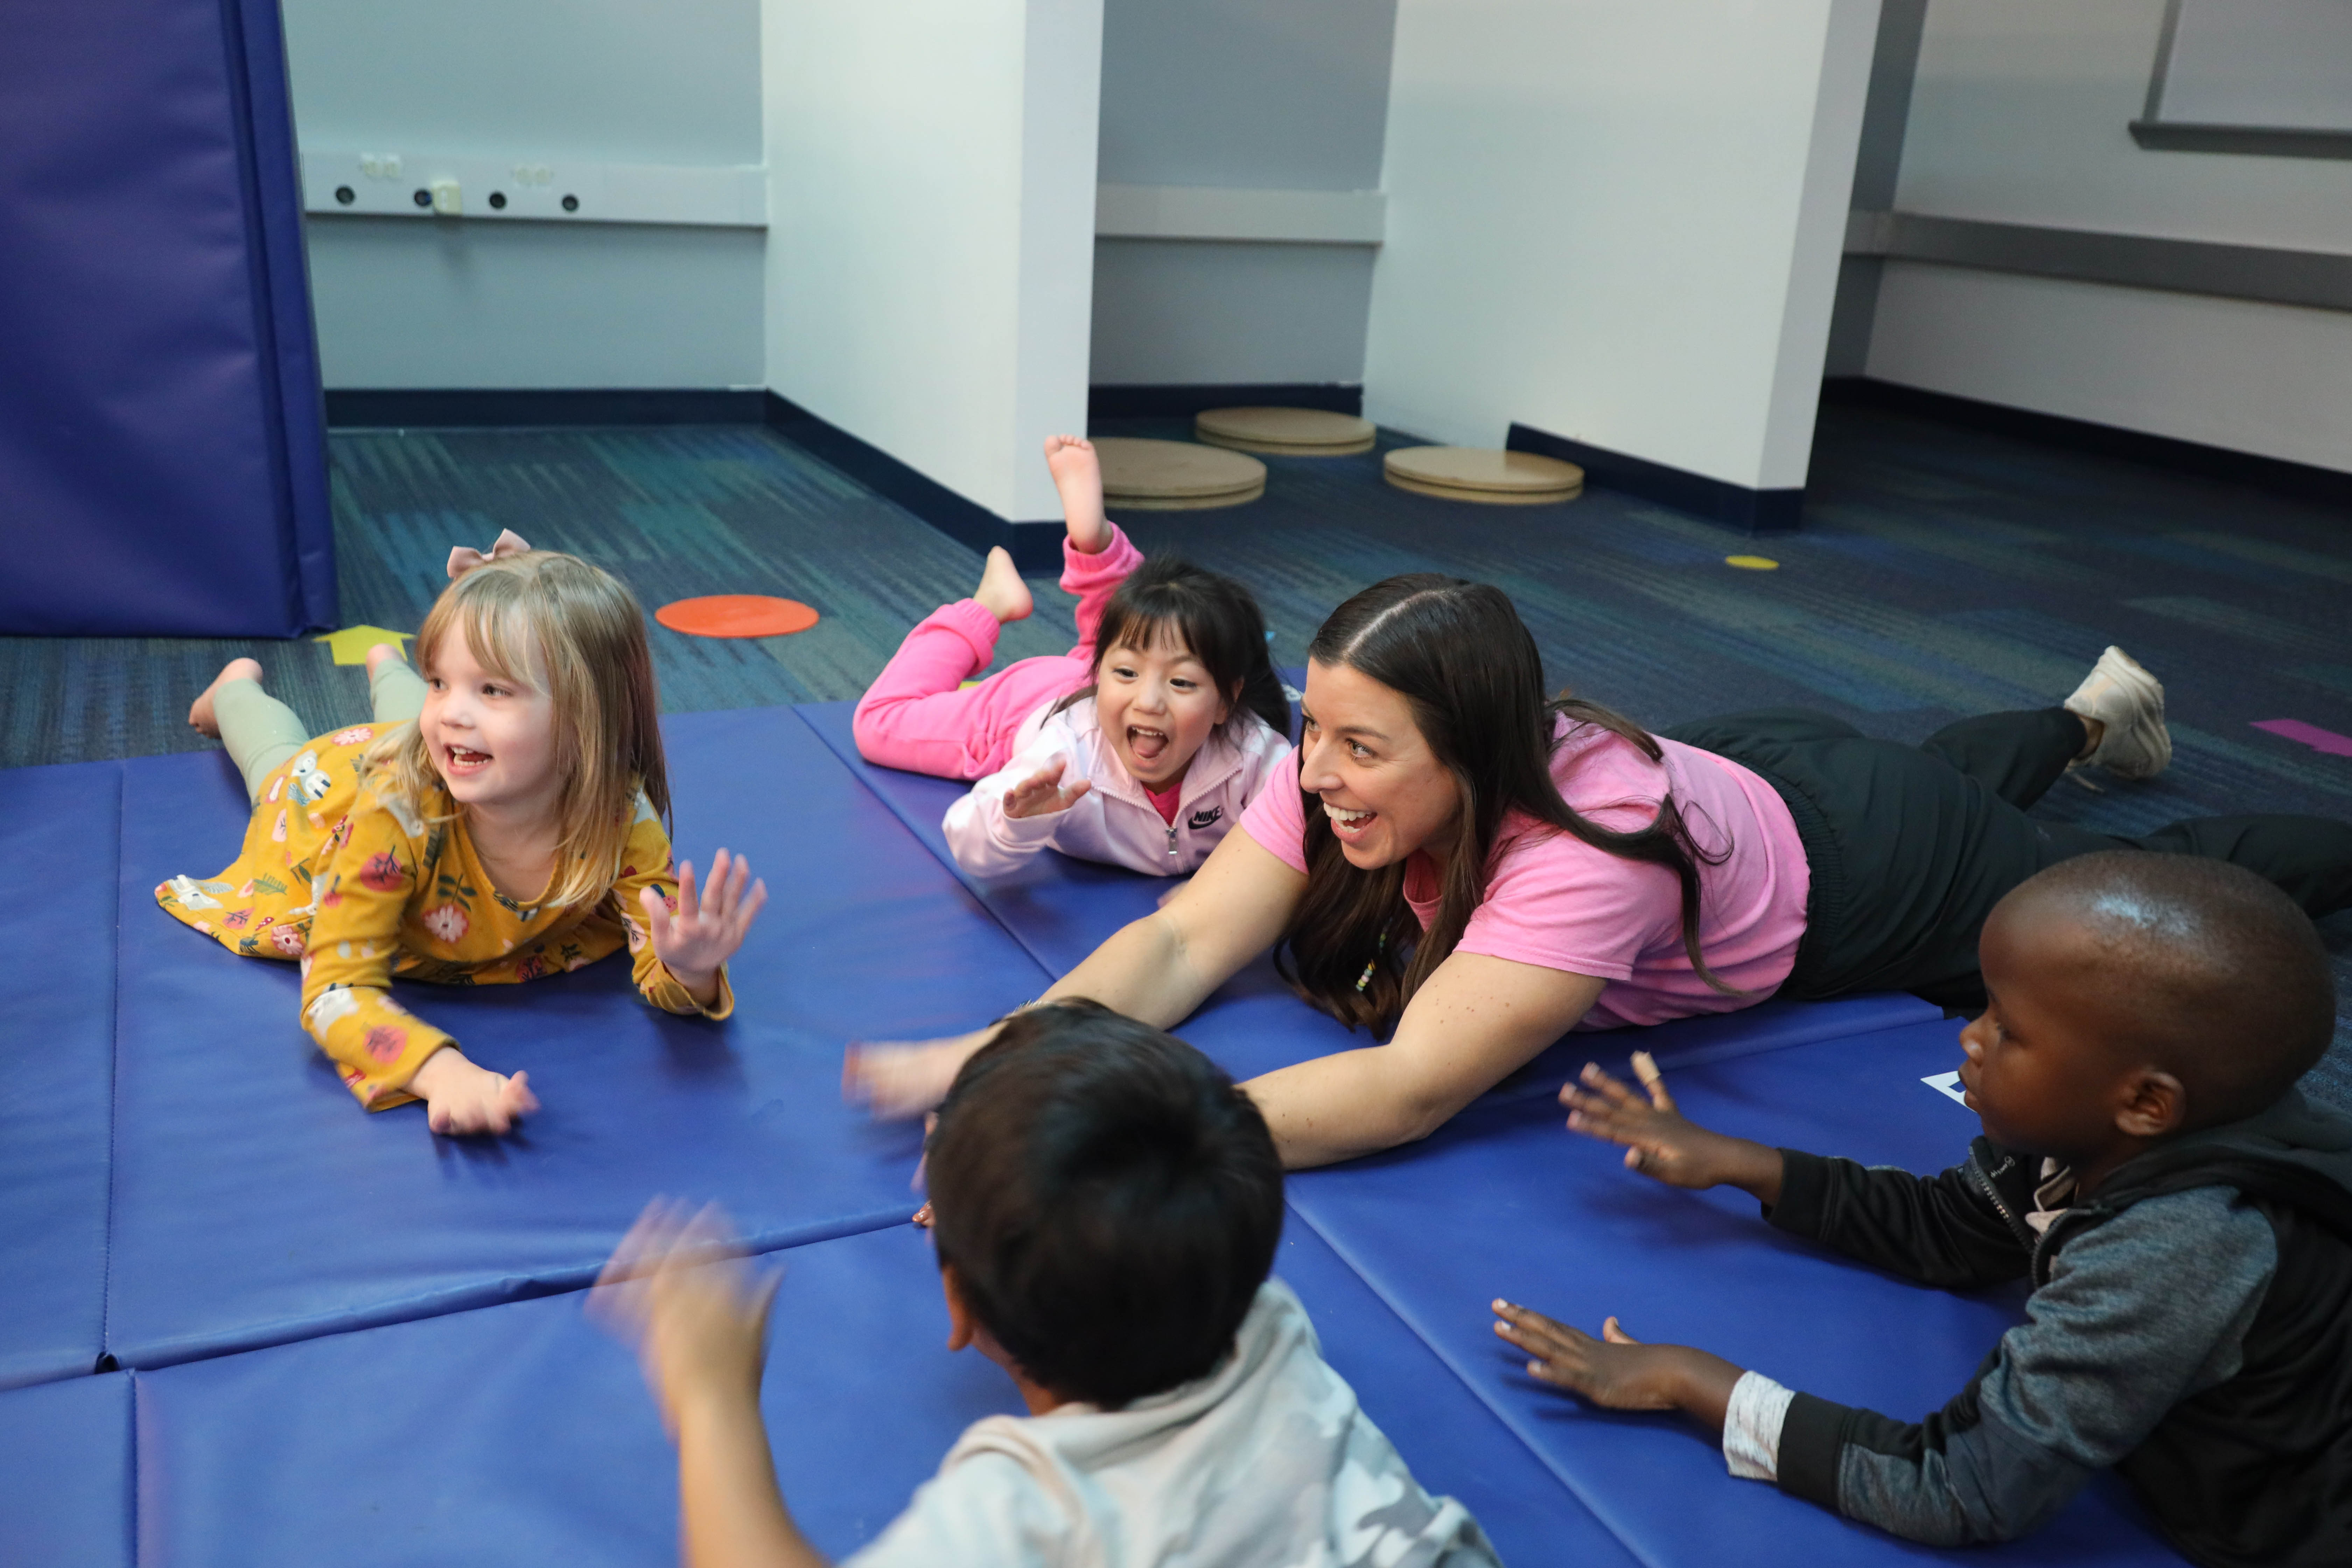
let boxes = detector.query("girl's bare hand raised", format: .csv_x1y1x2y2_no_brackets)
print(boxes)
646,848,767,1008
1002,757,1092,820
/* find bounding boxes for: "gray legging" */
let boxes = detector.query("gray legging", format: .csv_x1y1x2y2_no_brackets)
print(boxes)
215,658,428,804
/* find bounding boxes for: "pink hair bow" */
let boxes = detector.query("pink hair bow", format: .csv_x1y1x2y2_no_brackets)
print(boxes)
446,528,532,580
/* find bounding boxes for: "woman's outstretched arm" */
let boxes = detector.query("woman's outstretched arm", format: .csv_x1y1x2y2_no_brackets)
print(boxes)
846,827,1306,1117
1242,953,1604,1168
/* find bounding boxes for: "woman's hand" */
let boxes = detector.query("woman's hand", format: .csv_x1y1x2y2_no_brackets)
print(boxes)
590,1200,781,1438
1491,1302,1743,1432
409,1046,538,1135
1561,1058,1784,1203
646,849,768,1008
843,1027,999,1120
1002,757,1092,820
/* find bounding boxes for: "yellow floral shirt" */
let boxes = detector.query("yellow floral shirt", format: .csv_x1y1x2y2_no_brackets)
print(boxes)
156,724,732,1110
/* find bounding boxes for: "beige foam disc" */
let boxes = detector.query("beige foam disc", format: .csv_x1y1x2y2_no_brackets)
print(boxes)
1383,446,1584,497
1194,407,1376,456
1096,438,1267,507
1107,478,1268,511
1385,470,1581,506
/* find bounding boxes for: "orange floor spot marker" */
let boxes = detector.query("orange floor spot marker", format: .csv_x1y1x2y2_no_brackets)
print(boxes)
1725,555,1780,571
656,595,820,638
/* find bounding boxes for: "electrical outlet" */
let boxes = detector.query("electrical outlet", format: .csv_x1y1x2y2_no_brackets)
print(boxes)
430,177,462,216
360,153,402,180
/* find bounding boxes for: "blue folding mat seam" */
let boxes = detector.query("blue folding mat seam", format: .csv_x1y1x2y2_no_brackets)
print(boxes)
0,756,123,1391
1282,1017,2191,1566
121,1205,1642,1567
99,707,1053,1371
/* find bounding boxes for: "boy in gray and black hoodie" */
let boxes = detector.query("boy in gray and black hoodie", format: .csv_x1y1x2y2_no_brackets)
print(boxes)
1494,851,2352,1568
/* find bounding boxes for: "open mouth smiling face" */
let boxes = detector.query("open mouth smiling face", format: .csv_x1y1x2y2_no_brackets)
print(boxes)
1094,637,1230,790
420,634,560,810
1296,659,1461,870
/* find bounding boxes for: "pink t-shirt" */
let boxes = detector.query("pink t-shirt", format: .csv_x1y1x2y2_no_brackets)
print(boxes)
1239,719,1811,1029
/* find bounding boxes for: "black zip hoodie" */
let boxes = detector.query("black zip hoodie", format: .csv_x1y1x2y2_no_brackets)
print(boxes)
1759,1090,2352,1567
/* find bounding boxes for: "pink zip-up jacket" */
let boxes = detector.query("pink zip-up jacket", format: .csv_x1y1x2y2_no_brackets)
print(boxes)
943,697,1292,878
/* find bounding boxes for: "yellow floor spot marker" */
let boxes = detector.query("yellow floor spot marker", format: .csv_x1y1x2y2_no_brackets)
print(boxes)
312,626,414,665
1725,555,1780,571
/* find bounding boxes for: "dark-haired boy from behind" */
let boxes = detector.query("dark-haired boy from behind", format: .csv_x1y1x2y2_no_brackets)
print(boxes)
1493,852,2352,1567
595,998,1500,1568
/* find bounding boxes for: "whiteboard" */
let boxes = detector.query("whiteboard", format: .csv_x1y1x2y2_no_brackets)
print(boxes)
2146,0,2352,133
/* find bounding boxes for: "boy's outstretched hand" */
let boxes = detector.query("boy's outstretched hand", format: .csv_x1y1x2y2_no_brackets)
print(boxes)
646,849,768,1010
1491,1301,1745,1435
1562,1055,1785,1204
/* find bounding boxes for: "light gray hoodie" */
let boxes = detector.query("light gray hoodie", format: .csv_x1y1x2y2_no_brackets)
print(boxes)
847,1280,1502,1568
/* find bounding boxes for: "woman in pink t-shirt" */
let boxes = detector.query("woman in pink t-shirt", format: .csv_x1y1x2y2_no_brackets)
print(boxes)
849,576,2351,1168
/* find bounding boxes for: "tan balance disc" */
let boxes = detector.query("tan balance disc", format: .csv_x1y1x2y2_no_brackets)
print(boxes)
1095,437,1266,511
1382,446,1583,505
1194,406,1376,457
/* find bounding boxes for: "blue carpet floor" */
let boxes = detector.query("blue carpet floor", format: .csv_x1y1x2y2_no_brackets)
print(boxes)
3,399,2347,1092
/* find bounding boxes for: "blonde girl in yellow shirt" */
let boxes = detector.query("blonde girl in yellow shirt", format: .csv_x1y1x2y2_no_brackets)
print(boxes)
160,539,766,1136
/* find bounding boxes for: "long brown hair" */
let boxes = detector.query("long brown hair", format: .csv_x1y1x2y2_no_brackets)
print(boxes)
363,551,668,909
1275,575,1735,1032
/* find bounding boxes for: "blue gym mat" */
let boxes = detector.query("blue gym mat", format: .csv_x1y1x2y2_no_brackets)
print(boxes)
1286,1014,2186,1566
130,1214,1633,1567
0,758,121,1388
103,708,1051,1370
0,1369,133,1568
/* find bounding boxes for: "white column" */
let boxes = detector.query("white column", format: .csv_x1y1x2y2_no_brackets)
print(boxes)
762,0,1102,524
1363,0,1879,493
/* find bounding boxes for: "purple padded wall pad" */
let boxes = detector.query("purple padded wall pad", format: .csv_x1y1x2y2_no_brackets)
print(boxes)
103,708,1049,1370
0,1370,133,1568
1286,1014,2185,1566
131,1218,1635,1568
0,759,121,1387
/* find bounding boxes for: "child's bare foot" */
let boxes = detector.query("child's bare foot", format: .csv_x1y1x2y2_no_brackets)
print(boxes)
973,547,1033,624
189,657,264,738
1043,434,1110,553
364,642,406,678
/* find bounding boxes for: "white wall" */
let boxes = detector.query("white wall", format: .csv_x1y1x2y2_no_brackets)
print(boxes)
1866,0,2352,470
285,0,765,388
1364,0,1880,490
1091,0,1395,387
763,0,1102,523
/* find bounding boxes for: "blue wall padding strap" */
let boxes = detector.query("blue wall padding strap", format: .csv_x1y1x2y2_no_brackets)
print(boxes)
0,0,334,636
103,709,1050,1370
0,760,122,1389
1286,1018,2186,1566
0,1371,134,1568
131,1217,1634,1567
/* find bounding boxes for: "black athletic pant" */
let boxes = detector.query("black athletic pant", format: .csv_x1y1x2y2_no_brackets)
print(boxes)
1664,708,2352,1014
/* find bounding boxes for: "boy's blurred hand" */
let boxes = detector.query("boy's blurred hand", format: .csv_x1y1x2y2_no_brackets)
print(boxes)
590,1200,780,1438
1560,1059,1785,1204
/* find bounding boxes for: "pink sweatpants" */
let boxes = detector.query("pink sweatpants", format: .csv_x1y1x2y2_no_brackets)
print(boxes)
853,524,1144,779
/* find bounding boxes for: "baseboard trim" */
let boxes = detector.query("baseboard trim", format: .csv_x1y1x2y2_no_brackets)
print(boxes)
1821,378,2352,507
761,393,1062,570
1089,382,1364,420
324,388,764,428
1505,424,1804,534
